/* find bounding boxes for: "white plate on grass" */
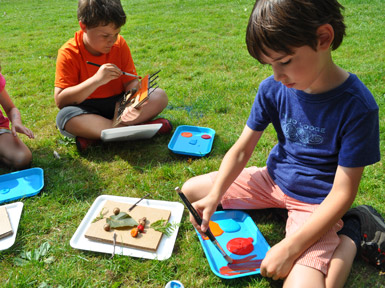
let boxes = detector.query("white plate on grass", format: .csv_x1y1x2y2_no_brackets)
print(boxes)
0,202,23,251
70,195,184,260
101,124,162,142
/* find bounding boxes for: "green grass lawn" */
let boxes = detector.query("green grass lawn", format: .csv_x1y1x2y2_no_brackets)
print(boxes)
0,0,384,287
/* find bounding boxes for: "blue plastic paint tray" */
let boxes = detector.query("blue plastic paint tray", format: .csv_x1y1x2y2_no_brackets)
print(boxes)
196,210,270,279
168,125,215,157
0,168,44,204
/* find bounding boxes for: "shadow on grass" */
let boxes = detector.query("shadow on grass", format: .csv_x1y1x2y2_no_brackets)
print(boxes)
75,130,230,165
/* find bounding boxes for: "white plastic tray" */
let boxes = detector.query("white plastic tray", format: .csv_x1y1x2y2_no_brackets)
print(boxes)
0,202,23,251
101,124,161,142
70,195,184,260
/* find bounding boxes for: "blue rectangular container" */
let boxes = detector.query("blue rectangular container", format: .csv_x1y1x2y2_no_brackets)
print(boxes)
196,210,270,279
0,168,44,204
168,125,215,157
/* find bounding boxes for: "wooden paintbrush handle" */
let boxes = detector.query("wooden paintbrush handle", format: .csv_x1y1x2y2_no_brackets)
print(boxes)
176,188,217,241
176,190,202,224
175,187,234,264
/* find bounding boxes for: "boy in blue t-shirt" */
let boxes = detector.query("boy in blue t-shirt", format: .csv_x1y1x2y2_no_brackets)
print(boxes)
182,0,383,286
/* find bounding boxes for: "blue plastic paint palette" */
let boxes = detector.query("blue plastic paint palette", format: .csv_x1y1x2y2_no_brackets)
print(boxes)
0,168,44,204
168,125,215,157
196,210,270,279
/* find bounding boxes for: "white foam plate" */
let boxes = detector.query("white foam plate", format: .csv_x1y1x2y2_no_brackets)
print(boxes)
101,124,162,142
70,195,184,260
0,202,23,251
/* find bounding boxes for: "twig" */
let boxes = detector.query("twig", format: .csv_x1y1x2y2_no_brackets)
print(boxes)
128,193,151,211
109,232,117,259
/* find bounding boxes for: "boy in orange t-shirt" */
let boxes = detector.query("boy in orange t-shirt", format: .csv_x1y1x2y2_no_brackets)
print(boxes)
54,0,170,152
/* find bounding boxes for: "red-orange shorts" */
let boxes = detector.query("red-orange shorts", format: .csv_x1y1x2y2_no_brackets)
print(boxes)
208,166,343,275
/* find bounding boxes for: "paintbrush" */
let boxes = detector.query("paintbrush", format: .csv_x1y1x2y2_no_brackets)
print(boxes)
86,61,142,79
175,187,233,264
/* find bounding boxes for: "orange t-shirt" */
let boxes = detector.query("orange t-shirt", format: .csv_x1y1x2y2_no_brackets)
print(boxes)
55,30,137,99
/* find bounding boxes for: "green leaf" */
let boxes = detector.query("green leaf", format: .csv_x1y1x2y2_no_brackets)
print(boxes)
150,219,179,237
24,251,32,261
92,208,108,223
33,249,40,261
14,257,29,267
106,217,138,229
109,212,132,220
43,256,56,264
37,242,51,258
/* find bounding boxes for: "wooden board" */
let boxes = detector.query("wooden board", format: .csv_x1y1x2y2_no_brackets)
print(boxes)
0,206,13,239
84,200,171,251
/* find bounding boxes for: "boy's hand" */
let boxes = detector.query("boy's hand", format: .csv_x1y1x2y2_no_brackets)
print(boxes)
260,237,296,280
93,63,123,85
120,105,141,123
190,193,219,236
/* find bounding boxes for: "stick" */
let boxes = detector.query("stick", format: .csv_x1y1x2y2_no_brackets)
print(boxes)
109,232,117,259
86,61,142,79
149,70,161,79
128,193,151,211
175,187,233,264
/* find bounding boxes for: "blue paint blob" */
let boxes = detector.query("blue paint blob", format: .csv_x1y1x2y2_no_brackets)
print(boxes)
218,219,241,233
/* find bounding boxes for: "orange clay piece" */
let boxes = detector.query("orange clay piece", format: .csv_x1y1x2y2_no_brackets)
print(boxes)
181,132,193,138
202,221,224,240
131,227,139,237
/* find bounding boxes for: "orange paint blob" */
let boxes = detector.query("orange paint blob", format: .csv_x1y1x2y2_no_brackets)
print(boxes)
181,132,193,138
202,221,224,240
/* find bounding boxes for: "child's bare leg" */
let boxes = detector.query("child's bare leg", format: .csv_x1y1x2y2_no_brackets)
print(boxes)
64,114,115,139
0,133,32,169
283,264,325,288
325,235,356,288
62,88,168,139
282,235,355,288
182,174,214,203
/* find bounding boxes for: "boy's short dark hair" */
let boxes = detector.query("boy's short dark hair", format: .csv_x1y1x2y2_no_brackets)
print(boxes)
78,0,126,29
246,0,346,63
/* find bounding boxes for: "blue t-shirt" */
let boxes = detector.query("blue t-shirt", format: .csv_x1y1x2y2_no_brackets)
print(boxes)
247,74,380,204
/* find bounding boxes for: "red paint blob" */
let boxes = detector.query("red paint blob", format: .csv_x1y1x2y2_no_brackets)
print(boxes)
181,132,193,138
226,237,254,255
219,255,262,276
201,134,211,139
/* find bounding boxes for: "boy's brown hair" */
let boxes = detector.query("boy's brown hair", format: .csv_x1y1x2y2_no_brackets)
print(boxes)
77,0,126,29
246,0,346,63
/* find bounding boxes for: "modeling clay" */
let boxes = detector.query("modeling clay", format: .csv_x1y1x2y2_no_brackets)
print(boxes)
201,134,211,139
181,132,193,138
131,227,139,237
